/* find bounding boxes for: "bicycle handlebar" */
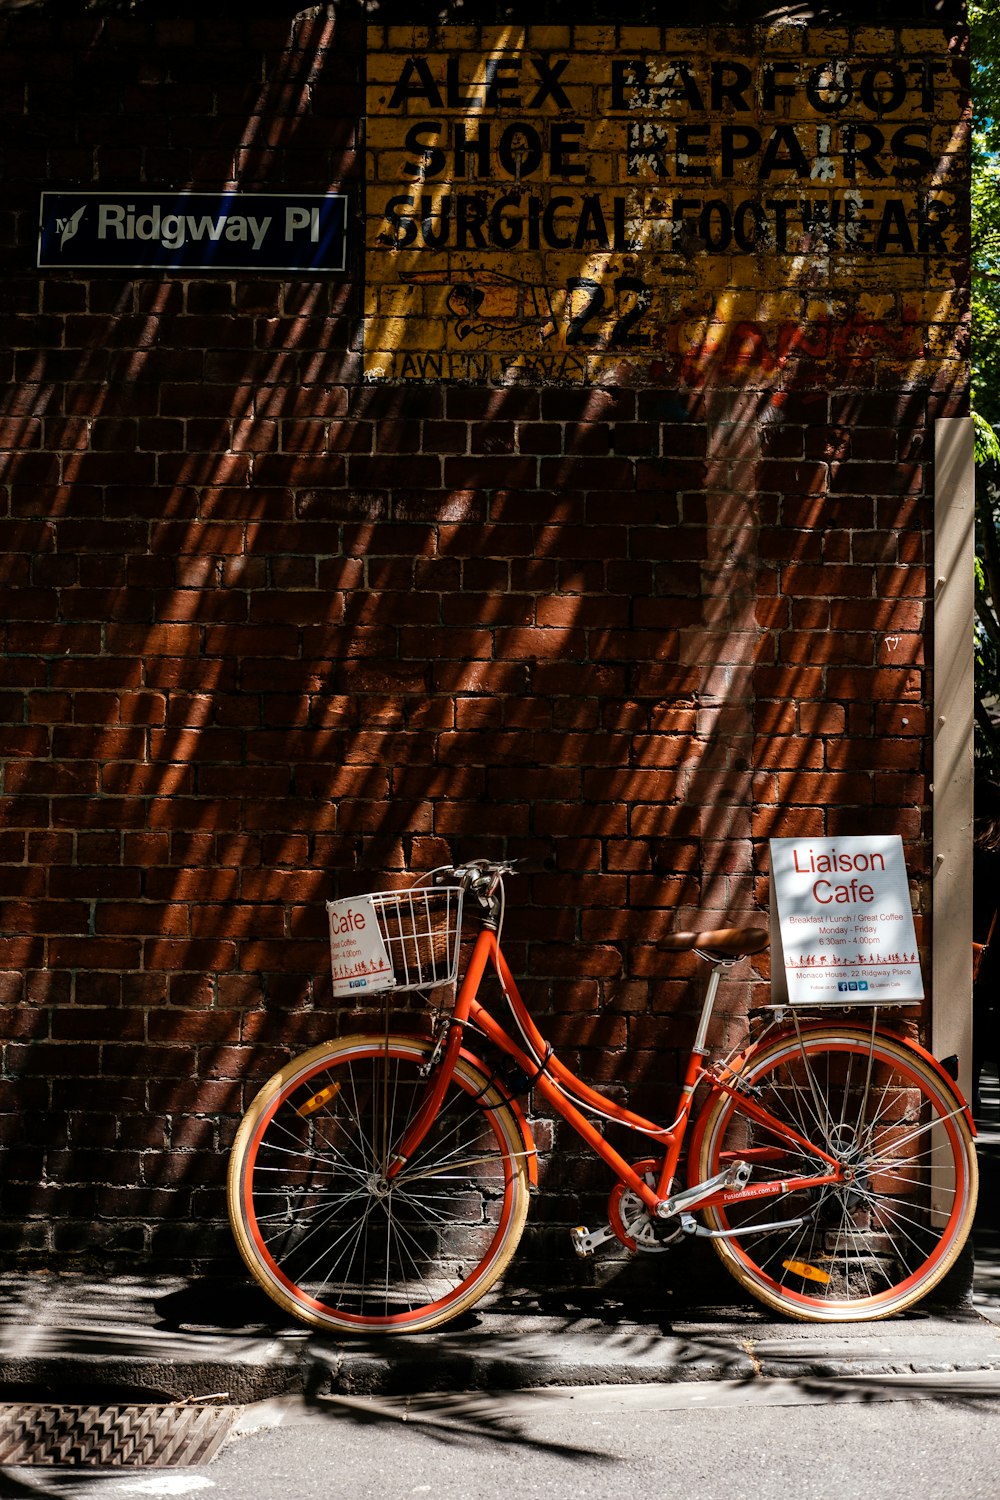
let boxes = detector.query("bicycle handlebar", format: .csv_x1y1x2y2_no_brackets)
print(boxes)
433,859,517,899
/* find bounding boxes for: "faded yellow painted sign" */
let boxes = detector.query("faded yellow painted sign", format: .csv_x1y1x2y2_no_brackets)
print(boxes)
364,26,966,384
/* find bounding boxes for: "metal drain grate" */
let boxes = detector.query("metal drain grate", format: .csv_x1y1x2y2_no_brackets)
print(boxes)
0,1403,238,1467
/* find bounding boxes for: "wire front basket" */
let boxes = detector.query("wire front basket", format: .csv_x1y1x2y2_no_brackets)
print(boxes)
366,884,465,994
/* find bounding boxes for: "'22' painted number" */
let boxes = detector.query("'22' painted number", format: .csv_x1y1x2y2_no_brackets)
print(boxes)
565,276,651,347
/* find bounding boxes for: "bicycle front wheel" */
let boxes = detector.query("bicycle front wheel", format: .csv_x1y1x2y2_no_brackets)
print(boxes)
693,1025,978,1321
228,1033,532,1334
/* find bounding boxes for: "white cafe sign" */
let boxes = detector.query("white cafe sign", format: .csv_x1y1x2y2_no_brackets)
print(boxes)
326,896,396,1000
769,835,923,1005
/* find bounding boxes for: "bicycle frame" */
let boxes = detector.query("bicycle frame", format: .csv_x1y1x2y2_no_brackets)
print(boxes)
387,925,844,1220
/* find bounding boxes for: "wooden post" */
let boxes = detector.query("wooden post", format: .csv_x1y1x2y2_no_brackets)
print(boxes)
932,416,976,1101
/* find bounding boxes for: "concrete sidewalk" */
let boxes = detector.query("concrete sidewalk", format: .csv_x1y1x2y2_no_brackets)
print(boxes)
1,1272,999,1404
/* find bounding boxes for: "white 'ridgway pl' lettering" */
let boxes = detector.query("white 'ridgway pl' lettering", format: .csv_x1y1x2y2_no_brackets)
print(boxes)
97,204,322,252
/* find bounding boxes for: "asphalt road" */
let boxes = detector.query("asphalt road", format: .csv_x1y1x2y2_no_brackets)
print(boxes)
2,1380,1000,1500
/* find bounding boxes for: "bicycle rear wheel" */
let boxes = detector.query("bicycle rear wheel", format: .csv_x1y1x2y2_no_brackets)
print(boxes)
228,1033,532,1334
693,1025,977,1321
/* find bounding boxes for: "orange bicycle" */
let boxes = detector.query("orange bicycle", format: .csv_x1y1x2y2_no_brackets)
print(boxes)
228,859,978,1333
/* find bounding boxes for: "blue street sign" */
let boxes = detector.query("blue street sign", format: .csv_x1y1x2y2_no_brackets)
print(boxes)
38,191,349,273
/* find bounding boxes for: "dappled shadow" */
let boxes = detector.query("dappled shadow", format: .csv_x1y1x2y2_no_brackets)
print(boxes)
286,1389,615,1461
0,1266,998,1491
0,0,970,1299
2,1265,997,1385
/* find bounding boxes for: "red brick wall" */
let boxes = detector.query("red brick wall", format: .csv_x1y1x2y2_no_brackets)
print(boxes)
0,6,967,1272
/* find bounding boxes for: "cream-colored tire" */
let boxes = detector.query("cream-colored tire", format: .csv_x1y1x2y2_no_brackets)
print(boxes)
693,1026,978,1321
228,1033,531,1334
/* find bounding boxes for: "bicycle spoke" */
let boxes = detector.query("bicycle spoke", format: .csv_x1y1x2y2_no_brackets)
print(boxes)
230,1036,530,1332
697,1028,976,1319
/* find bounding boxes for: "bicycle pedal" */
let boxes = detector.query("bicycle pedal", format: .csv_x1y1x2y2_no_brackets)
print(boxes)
570,1223,616,1257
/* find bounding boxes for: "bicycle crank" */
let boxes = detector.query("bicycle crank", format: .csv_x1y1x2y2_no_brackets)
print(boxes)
608,1158,681,1252
571,1160,684,1257
658,1159,752,1217
569,1222,619,1257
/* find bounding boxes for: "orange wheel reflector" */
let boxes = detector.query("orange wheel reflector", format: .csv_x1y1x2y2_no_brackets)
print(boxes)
782,1259,831,1285
296,1082,342,1117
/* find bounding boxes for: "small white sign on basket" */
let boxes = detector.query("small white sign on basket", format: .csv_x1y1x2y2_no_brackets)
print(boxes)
769,835,923,1005
327,895,396,999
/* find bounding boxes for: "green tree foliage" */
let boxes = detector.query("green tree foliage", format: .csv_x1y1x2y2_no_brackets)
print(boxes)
972,0,1000,764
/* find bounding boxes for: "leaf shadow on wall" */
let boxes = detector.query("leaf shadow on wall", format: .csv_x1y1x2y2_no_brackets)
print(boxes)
0,4,959,1289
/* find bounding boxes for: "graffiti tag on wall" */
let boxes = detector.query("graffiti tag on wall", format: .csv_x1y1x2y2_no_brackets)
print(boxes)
363,26,967,384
